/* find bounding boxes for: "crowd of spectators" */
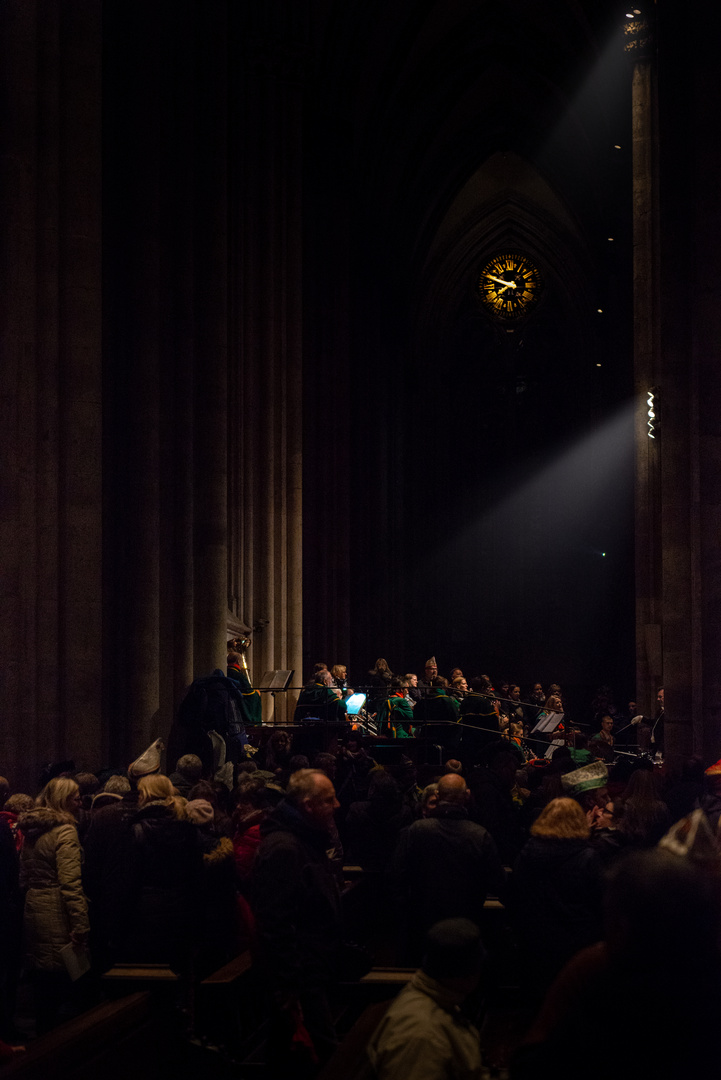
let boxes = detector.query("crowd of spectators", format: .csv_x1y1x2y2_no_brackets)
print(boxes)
0,660,718,1078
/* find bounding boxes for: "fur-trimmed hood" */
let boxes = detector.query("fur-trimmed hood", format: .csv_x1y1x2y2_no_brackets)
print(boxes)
17,806,73,842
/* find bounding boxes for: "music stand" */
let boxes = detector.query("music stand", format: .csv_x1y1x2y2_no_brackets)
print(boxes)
259,670,294,692
531,710,564,735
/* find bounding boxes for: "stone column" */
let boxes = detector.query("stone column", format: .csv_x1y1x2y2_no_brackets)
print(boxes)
192,5,229,679
629,17,663,727
0,1,102,789
230,6,306,721
57,1,104,765
695,36,721,761
102,0,164,763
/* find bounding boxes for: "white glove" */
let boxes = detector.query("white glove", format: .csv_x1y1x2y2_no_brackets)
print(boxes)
631,715,644,726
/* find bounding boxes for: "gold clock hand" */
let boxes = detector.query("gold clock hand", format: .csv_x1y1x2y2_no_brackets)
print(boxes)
488,274,517,289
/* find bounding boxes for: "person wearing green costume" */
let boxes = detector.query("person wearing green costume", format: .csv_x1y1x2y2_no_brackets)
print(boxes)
227,649,263,726
377,678,415,738
294,669,348,722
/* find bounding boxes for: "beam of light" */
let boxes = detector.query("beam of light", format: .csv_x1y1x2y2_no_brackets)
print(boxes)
405,401,636,680
533,13,630,265
427,399,635,583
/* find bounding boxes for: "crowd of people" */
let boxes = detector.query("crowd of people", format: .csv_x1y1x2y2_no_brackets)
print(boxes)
296,657,664,761
0,653,718,1079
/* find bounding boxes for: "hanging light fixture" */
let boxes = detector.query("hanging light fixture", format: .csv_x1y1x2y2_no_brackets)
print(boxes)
647,388,657,439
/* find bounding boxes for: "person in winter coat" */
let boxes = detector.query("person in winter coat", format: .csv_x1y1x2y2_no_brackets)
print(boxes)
18,777,89,1033
344,771,413,873
510,797,603,998
368,918,488,1080
0,818,21,1040
393,773,505,965
118,775,203,973
0,794,34,854
250,769,343,1075
185,798,239,974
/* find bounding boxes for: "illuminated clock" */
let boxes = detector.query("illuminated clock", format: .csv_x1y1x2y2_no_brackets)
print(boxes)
478,253,542,321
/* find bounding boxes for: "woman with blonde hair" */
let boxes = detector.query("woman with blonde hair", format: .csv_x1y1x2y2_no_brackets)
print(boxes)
136,774,188,819
330,664,350,694
121,774,201,969
35,776,83,819
137,774,175,805
510,797,603,997
18,777,89,1032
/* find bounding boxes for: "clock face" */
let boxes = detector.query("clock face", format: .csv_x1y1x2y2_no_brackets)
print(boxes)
478,253,542,320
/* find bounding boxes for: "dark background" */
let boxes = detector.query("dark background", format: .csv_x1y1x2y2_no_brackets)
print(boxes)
100,1,637,713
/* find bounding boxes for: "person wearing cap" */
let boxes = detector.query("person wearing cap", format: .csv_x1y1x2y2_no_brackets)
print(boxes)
418,657,444,697
367,918,487,1080
127,738,164,781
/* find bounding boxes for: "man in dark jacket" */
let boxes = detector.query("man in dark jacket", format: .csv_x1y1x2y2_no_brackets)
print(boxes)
413,685,460,755
393,773,505,963
251,769,343,1075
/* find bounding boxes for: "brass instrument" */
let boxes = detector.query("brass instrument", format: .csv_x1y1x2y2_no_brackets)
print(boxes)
228,635,252,675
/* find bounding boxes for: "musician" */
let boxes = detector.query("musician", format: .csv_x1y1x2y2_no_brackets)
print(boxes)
418,656,445,696
377,678,415,738
588,715,615,762
502,685,525,725
404,673,421,705
636,687,664,754
294,669,348,723
458,678,501,765
449,675,468,703
227,650,262,727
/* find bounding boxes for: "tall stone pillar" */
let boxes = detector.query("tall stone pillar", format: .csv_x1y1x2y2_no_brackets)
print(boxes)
192,5,229,679
103,0,232,759
694,23,721,761
229,5,306,720
102,0,164,763
0,0,102,789
630,9,715,766
629,16,664,726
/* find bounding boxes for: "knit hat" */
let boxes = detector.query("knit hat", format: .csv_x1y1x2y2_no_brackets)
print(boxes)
128,738,164,779
185,799,214,826
561,760,608,795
